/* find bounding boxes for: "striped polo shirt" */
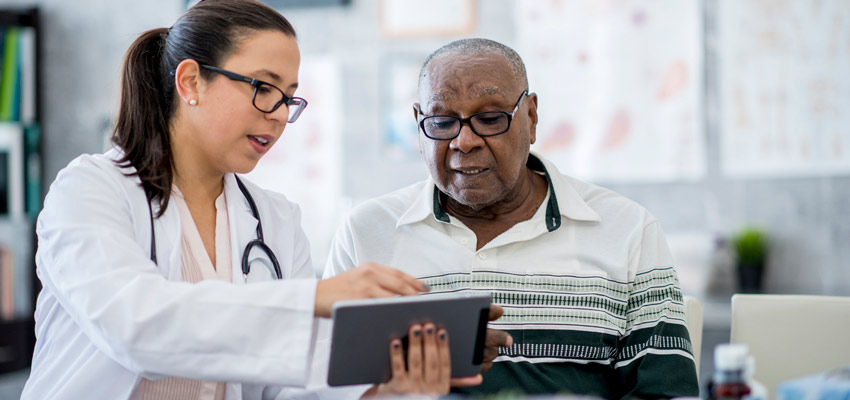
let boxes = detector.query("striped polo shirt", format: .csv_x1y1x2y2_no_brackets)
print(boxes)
324,153,699,399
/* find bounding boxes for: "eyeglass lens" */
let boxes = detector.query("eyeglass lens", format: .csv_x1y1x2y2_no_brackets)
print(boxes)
422,112,510,139
253,84,306,123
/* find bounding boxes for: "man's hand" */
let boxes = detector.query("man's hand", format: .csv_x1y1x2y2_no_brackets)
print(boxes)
315,262,429,318
444,304,513,387
480,304,512,374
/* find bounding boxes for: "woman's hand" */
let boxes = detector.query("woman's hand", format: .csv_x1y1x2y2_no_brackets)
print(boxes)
362,323,454,398
314,262,429,318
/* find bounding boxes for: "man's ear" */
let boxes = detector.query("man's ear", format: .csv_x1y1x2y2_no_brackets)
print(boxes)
413,104,424,156
526,92,539,144
412,103,421,122
174,59,202,106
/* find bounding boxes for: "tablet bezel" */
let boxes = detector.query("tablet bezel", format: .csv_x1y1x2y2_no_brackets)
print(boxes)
327,292,491,386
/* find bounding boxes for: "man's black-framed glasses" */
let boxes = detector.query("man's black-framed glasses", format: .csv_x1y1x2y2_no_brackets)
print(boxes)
417,90,528,140
200,64,308,123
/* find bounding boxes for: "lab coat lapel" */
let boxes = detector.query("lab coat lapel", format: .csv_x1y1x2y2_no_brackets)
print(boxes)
160,197,183,281
224,174,259,285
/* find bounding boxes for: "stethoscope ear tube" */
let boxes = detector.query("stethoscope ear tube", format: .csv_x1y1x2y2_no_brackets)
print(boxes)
147,194,158,265
235,175,283,280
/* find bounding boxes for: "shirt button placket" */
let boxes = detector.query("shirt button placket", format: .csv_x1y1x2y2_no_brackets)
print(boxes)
474,251,490,272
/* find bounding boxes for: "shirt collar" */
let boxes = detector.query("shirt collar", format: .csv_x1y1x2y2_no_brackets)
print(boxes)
530,152,601,224
396,152,601,229
396,178,441,228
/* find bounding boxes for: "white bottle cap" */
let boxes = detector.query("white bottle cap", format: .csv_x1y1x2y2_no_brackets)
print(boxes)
714,343,749,370
746,355,756,377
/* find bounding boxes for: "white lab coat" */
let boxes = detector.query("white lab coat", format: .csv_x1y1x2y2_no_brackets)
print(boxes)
20,149,340,400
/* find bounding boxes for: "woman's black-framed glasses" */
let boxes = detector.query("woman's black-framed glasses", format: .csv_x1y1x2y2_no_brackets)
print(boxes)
417,90,528,140
200,64,308,123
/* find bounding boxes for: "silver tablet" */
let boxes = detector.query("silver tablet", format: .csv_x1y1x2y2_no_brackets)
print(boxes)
327,292,491,386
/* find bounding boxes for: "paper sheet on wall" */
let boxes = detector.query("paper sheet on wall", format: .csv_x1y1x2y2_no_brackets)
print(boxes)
515,0,705,182
246,56,342,275
382,55,423,159
718,0,850,177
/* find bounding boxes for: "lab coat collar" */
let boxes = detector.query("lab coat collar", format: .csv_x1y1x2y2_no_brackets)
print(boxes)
224,173,260,285
105,147,185,280
105,149,267,285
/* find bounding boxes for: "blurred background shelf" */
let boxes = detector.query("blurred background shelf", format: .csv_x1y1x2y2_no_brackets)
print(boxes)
0,6,42,380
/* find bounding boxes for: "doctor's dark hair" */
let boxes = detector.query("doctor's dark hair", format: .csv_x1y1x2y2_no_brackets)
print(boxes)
112,0,296,217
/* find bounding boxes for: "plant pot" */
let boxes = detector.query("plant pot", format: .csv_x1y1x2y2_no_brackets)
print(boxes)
736,261,764,293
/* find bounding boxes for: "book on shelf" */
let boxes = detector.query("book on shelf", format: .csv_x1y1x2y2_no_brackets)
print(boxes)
18,26,36,123
0,26,18,122
0,123,23,217
0,19,40,219
0,244,13,320
24,123,40,217
0,24,37,123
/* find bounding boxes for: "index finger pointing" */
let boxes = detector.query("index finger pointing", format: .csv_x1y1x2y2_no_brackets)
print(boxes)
372,264,430,294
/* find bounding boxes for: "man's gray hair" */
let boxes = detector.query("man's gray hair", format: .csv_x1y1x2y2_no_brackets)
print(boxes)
418,38,529,92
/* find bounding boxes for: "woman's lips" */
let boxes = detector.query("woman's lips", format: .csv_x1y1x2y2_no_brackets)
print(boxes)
248,134,275,154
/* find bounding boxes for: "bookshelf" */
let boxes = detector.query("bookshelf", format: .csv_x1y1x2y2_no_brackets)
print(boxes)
0,7,41,374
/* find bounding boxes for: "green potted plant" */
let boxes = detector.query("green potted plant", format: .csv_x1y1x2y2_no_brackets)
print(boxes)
731,227,768,293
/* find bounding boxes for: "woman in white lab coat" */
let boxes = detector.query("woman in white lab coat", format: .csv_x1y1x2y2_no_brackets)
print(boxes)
21,1,463,399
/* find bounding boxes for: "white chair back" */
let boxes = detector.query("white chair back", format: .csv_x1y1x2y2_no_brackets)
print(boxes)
683,295,703,377
731,294,850,399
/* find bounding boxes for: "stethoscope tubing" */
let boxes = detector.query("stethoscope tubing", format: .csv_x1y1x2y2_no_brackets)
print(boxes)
147,174,283,280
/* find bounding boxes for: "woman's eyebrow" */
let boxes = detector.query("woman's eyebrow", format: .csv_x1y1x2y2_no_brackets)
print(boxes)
251,69,299,90
250,69,281,82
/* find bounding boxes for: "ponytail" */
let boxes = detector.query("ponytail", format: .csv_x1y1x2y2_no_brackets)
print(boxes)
111,0,296,217
113,28,174,216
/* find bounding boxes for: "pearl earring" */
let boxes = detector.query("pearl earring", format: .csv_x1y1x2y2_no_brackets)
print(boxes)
188,99,197,106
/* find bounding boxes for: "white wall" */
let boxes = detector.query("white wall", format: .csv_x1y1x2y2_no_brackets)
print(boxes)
15,0,850,294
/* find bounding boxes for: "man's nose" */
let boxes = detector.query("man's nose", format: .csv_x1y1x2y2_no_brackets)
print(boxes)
449,122,484,153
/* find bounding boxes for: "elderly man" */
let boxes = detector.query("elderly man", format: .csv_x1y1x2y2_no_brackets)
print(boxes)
324,38,698,399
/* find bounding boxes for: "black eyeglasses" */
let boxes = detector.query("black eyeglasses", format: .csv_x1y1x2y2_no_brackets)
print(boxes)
417,90,528,140
200,64,308,123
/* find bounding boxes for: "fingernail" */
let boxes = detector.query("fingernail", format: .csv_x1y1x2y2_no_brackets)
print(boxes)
392,341,401,350
439,332,446,341
426,327,434,336
421,283,431,291
413,329,421,338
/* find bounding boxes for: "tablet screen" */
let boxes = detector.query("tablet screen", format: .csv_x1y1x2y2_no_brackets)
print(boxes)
327,292,491,386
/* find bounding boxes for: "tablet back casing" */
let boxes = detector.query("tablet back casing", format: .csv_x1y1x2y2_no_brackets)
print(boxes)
327,293,491,386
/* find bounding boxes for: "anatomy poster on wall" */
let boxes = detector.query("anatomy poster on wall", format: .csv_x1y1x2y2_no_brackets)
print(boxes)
718,0,850,177
515,0,705,182
381,55,424,159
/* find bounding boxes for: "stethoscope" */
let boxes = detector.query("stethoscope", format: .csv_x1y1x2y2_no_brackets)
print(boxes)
146,174,283,280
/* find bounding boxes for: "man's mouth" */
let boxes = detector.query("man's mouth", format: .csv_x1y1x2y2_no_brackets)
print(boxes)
455,167,488,175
